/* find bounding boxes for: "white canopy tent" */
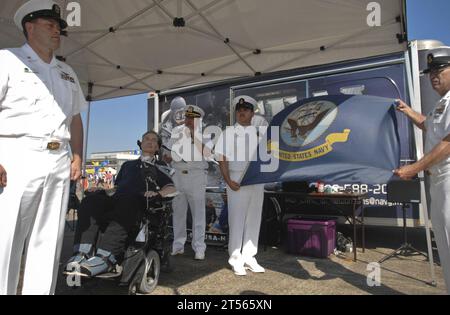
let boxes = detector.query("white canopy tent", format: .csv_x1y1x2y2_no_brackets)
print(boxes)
0,0,440,286
1,0,407,100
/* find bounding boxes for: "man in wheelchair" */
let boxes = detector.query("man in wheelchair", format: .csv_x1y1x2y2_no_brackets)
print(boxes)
66,131,176,277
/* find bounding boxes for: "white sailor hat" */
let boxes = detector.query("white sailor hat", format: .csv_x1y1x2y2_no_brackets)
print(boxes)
233,95,257,111
14,0,68,32
185,105,205,118
423,46,450,74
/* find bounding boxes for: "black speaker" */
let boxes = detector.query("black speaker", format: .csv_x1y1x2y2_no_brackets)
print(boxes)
387,179,421,203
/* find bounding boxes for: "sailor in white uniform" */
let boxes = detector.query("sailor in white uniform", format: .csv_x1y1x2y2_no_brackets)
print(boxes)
395,46,450,293
166,105,211,260
215,95,268,276
0,0,86,295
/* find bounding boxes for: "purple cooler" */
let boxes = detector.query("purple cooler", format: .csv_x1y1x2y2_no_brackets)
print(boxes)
287,218,336,258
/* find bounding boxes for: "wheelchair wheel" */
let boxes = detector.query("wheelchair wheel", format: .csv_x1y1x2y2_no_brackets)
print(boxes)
129,249,160,295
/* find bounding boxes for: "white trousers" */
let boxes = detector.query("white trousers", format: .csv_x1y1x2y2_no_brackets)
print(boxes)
172,170,207,254
430,172,450,294
0,138,70,295
226,170,264,267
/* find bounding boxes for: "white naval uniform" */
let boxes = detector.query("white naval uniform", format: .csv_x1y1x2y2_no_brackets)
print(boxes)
0,44,87,295
215,121,267,268
425,90,450,293
169,125,209,255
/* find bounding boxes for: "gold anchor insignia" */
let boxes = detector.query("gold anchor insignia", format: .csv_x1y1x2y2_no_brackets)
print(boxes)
239,98,245,105
428,54,434,64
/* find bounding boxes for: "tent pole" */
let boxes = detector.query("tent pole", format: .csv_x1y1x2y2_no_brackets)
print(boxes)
406,41,437,286
154,93,160,132
81,82,94,200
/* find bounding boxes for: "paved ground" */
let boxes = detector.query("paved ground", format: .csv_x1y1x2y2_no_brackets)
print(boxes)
55,218,447,295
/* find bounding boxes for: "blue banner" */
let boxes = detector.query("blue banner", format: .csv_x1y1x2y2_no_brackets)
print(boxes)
240,95,401,185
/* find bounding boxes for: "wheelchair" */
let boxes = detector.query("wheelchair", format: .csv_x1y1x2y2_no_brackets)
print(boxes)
65,195,174,295
119,197,174,295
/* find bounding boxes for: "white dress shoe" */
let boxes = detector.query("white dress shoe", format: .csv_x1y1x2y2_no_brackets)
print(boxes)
194,252,205,260
244,258,265,273
232,265,247,276
171,249,184,256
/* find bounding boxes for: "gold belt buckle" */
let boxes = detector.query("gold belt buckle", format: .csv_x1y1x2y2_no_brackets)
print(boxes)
47,142,61,150
181,170,188,174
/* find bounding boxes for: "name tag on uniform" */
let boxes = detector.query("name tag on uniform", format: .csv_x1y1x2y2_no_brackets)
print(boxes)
60,71,75,83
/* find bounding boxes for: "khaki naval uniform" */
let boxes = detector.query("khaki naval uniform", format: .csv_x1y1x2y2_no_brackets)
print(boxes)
0,44,87,295
425,91,450,293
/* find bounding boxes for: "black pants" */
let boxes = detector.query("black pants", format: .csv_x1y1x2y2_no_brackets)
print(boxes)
74,192,145,257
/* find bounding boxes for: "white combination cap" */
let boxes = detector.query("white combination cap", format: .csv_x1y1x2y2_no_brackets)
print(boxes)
185,105,205,118
233,95,257,111
14,0,68,31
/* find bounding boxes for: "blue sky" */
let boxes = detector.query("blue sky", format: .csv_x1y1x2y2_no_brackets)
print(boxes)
83,94,148,156
83,0,450,157
406,0,450,45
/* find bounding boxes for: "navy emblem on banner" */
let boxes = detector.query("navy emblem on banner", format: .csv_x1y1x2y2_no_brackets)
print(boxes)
282,100,338,147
